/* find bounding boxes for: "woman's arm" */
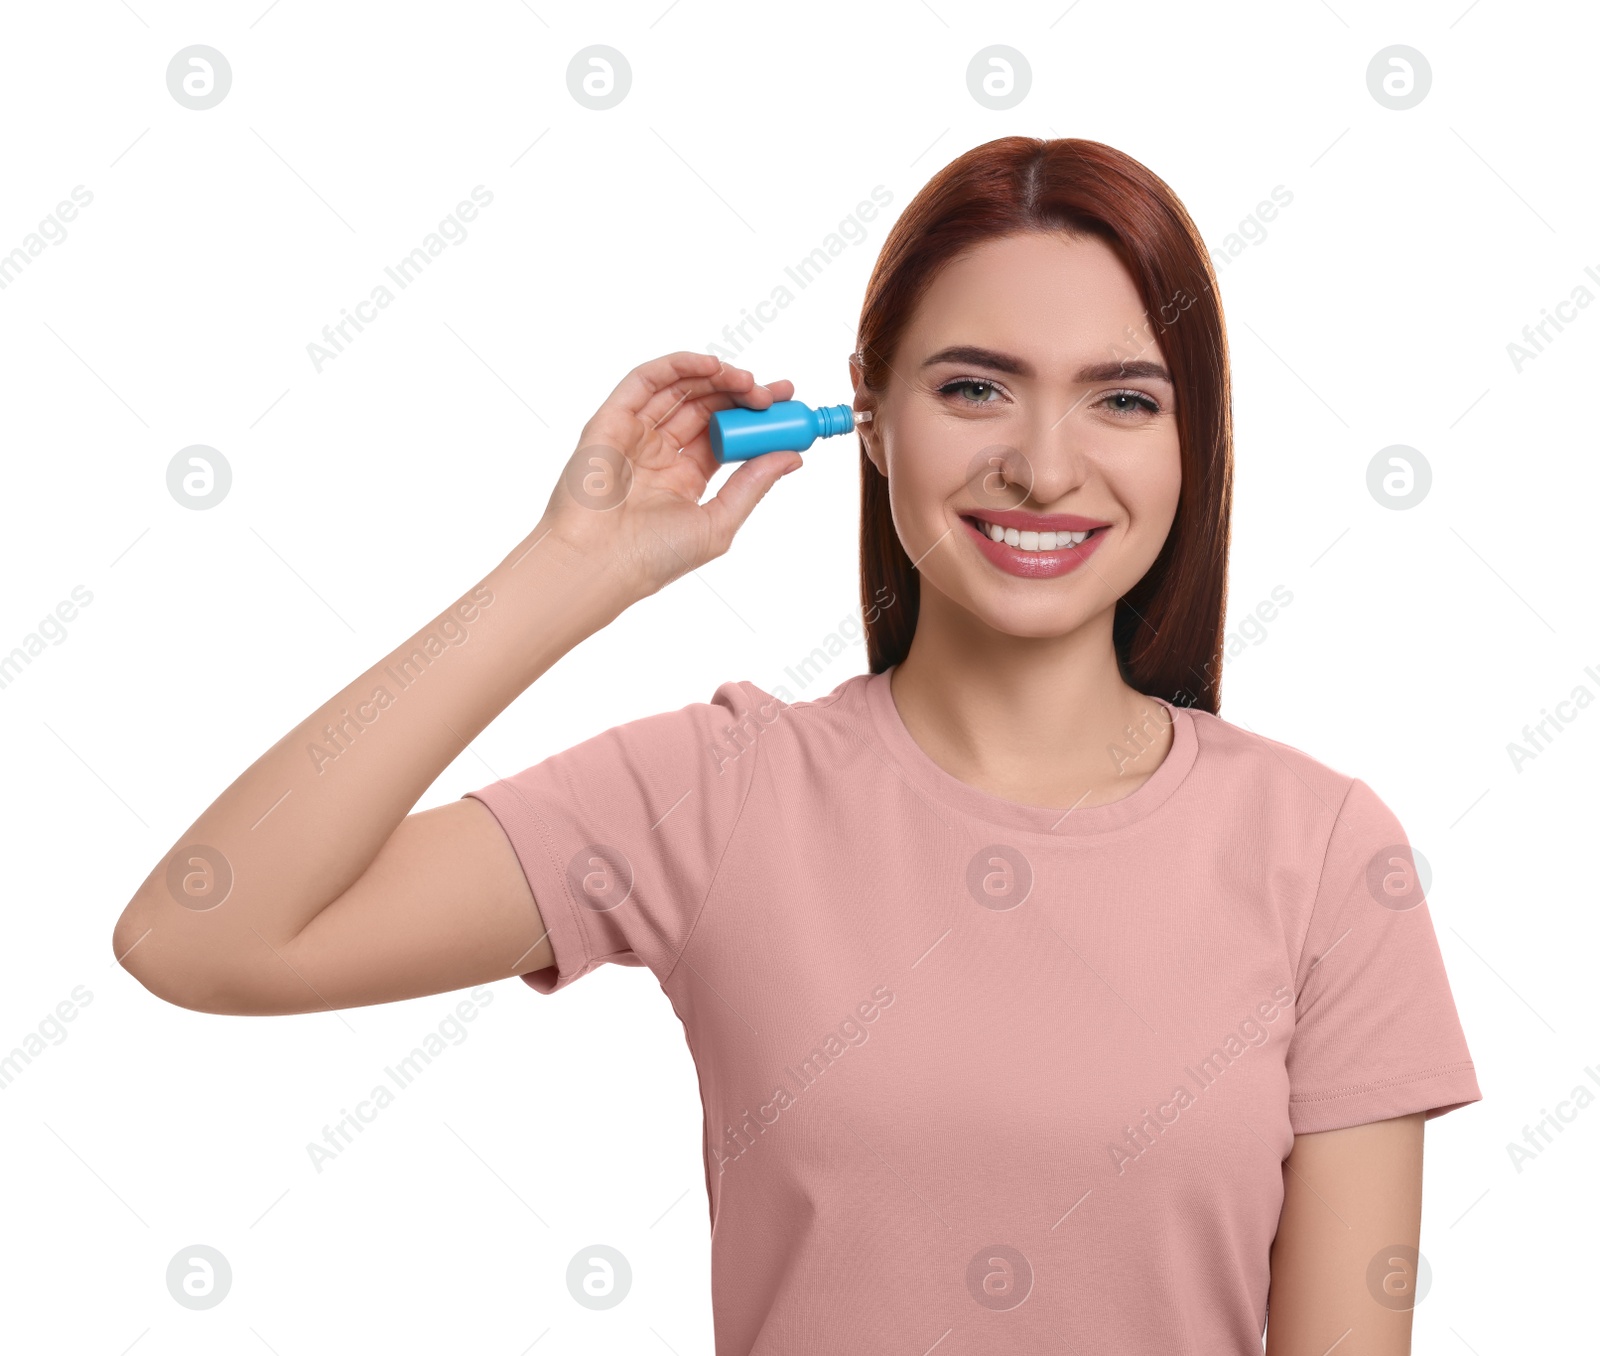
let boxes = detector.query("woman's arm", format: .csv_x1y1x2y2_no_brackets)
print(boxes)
110,352,801,1015
1264,1112,1426,1355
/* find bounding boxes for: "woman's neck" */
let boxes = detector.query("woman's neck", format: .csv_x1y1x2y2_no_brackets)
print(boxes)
889,596,1175,811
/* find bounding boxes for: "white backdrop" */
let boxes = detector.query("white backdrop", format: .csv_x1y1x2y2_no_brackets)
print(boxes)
2,1,1593,1351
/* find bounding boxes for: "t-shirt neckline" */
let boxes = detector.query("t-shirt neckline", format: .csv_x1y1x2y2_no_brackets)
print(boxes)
861,663,1199,837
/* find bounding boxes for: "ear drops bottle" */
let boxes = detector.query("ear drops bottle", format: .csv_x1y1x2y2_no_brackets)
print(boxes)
709,401,871,463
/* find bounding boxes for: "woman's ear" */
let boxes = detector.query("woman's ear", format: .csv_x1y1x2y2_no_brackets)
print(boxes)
848,353,885,476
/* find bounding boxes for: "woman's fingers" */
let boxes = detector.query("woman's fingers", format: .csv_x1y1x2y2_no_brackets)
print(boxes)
590,353,802,495
634,366,788,429
649,376,795,451
667,377,798,483
603,351,757,419
698,451,804,551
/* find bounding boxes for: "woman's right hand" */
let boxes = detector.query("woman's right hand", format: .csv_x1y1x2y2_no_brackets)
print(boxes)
538,351,803,598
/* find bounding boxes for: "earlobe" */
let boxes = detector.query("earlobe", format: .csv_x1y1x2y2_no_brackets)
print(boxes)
861,429,886,478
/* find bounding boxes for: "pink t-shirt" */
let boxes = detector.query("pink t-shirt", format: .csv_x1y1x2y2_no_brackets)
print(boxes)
465,667,1480,1354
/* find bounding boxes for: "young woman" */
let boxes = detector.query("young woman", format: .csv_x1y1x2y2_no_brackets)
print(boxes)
114,137,1480,1354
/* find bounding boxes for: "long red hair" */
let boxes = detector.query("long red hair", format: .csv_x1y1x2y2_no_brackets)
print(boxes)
855,136,1233,712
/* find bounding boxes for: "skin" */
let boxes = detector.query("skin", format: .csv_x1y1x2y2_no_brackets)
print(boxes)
112,234,1427,1352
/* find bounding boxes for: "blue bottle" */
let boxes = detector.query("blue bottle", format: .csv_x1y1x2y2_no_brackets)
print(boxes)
709,400,868,463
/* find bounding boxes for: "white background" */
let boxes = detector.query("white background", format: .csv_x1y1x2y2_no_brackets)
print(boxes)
1,1,1594,1351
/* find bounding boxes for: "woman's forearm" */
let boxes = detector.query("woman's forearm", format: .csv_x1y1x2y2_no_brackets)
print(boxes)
111,520,637,1003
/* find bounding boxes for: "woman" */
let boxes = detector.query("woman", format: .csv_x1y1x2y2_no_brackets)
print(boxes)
114,137,1480,1354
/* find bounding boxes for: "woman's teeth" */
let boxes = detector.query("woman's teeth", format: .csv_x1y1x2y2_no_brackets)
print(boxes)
973,519,1093,551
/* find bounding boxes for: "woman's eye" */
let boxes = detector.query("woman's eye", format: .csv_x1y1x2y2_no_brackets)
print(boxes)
939,379,1002,404
1103,389,1160,417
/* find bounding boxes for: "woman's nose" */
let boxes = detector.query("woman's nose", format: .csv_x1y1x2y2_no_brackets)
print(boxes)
1018,407,1092,503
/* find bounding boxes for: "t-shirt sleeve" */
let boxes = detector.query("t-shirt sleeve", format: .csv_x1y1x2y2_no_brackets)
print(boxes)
462,680,768,994
1285,777,1482,1135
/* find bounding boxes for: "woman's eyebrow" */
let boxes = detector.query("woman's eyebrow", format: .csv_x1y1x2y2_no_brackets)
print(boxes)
921,345,1172,385
921,344,1032,375
1077,358,1172,385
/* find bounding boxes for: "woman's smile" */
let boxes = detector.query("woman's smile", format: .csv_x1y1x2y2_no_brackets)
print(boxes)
957,508,1112,578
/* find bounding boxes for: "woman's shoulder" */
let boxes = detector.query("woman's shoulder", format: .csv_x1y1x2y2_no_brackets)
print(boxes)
574,670,868,770
1177,708,1422,887
1179,703,1380,814
699,669,872,749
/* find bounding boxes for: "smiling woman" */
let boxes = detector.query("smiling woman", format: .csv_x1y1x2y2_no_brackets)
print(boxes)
824,137,1476,1354
852,141,1229,715
115,136,1478,1356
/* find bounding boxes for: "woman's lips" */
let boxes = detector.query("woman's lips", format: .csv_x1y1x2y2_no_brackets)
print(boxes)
958,513,1109,579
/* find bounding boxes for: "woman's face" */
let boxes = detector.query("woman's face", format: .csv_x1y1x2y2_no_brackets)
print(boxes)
856,230,1182,642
